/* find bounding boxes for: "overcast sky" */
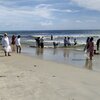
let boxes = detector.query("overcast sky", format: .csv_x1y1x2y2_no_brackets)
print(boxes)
0,0,100,30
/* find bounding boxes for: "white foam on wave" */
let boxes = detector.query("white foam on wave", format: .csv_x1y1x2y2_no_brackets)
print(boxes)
31,33,100,39
22,33,100,46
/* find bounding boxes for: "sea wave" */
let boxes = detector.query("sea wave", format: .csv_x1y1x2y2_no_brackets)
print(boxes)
31,34,100,39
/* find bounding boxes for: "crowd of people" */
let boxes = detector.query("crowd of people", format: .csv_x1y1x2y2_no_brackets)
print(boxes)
35,36,77,48
35,35,100,60
1,33,100,60
1,33,21,56
63,37,77,47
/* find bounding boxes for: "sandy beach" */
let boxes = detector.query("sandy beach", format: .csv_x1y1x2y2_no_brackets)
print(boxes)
0,47,100,100
1,0,100,99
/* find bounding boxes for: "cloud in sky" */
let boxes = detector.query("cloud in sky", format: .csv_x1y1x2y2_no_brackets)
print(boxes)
71,0,100,11
33,4,54,19
0,0,100,30
40,21,53,26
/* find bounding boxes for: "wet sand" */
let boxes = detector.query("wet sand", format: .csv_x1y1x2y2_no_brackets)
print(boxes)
0,46,100,100
22,46,100,72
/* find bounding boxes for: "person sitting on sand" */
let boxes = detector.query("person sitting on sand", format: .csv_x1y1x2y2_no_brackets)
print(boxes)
16,35,21,53
1,33,11,56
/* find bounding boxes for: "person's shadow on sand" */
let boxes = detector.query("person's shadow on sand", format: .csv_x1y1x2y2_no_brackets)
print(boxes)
84,58,92,70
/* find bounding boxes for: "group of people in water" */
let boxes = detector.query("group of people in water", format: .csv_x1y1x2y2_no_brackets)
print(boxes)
1,33,21,56
35,35,77,48
84,37,100,60
35,35,100,60
64,37,77,47
35,37,44,48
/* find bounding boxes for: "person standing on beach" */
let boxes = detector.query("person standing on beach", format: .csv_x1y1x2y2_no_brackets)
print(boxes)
67,37,71,46
51,35,53,40
84,37,90,51
96,38,100,51
35,37,40,47
11,35,16,51
40,37,44,48
16,35,21,53
1,33,11,56
64,37,67,47
87,37,94,60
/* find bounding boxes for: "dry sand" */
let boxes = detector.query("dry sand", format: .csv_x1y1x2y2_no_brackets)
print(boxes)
0,50,100,100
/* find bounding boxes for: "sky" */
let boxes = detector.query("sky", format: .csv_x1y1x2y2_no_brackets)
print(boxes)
0,0,100,30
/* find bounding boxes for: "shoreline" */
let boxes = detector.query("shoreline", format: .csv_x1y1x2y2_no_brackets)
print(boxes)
0,44,100,72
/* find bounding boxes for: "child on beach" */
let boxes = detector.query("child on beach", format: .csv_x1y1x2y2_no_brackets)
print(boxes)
16,35,21,53
1,33,11,56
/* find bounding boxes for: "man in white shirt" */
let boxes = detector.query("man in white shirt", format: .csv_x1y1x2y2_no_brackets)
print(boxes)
2,33,11,56
16,35,21,53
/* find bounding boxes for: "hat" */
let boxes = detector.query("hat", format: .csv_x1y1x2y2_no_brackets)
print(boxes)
4,33,7,36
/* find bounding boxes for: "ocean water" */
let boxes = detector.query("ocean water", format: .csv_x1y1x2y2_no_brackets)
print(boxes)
0,30,100,46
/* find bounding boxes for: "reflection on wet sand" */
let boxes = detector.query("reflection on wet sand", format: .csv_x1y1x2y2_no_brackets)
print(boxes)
85,58,92,70
36,48,44,56
23,47,100,72
53,48,57,55
23,47,100,71
63,48,69,58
